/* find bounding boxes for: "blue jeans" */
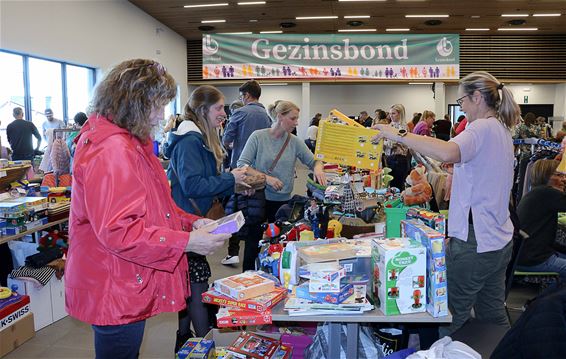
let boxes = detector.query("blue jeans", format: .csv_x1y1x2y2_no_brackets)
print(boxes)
92,320,145,359
517,252,566,281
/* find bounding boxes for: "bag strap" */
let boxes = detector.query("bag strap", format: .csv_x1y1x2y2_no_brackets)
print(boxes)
268,133,291,174
189,198,203,217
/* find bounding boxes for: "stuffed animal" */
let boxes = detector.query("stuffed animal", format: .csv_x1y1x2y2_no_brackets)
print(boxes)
402,166,432,206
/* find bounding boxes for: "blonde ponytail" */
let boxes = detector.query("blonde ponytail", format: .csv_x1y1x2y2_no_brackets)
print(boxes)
268,100,300,124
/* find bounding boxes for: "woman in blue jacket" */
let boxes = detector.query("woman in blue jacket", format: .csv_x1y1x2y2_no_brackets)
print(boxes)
165,85,247,348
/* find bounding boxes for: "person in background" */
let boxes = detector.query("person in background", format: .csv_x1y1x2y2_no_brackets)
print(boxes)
413,110,436,136
372,71,520,336
384,104,411,190
374,109,389,125
433,114,453,141
221,80,271,265
237,100,327,271
7,107,42,161
555,121,566,143
42,108,65,141
165,85,248,348
407,112,421,133
305,113,321,153
536,116,552,139
516,159,566,280
65,59,231,359
454,115,468,136
359,110,373,128
514,112,539,139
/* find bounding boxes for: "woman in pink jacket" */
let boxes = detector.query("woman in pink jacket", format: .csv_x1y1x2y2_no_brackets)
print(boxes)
65,59,231,359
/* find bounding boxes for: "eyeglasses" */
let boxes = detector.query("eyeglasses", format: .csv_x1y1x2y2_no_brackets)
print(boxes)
456,94,469,107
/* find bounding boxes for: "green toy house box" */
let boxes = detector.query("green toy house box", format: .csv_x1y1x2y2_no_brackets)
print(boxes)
371,238,427,315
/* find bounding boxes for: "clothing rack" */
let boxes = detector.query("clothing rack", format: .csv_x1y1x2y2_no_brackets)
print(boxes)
513,138,561,153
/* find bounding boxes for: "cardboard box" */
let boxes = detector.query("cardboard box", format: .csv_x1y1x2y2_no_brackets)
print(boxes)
371,238,427,315
213,272,276,301
205,211,245,235
204,328,281,347
406,208,446,235
201,287,286,313
401,220,448,317
0,313,35,357
216,307,272,328
295,281,353,304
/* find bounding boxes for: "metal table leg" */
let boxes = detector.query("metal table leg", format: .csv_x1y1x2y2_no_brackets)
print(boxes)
328,322,341,358
347,323,359,359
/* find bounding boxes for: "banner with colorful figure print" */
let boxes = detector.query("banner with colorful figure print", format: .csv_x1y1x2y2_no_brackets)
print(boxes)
202,34,459,80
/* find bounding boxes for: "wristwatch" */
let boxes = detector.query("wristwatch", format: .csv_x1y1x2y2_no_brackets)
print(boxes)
397,129,408,137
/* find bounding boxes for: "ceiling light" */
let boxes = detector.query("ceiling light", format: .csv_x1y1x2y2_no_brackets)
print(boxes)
501,14,529,17
218,32,252,34
405,14,449,18
237,1,266,5
465,28,490,31
201,19,226,23
338,28,377,32
497,27,538,31
296,16,338,20
249,19,258,22
409,82,433,85
532,13,561,17
471,15,481,18
339,0,386,2
184,3,228,8
344,15,371,19
386,28,410,31
260,30,283,33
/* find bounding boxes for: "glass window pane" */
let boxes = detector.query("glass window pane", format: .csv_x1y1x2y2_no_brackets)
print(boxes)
66,64,93,125
0,51,25,156
29,57,64,143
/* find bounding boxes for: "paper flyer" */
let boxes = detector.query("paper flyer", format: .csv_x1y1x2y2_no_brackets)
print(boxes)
314,114,384,170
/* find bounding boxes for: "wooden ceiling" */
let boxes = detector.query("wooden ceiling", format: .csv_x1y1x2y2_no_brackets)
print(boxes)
128,0,566,39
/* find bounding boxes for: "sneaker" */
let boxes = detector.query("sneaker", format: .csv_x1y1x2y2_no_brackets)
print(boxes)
221,255,240,265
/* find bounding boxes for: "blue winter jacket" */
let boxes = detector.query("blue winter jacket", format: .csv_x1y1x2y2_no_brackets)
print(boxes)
165,121,235,215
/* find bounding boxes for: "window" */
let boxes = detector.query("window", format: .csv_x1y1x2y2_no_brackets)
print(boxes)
66,64,94,124
0,52,25,152
28,57,64,141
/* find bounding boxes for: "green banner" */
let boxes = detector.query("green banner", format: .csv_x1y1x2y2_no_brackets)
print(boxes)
202,34,459,80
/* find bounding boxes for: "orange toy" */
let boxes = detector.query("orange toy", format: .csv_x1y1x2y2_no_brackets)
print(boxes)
402,165,432,206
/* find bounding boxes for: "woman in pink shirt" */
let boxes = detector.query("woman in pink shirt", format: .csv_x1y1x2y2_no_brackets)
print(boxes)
373,71,520,337
412,110,435,136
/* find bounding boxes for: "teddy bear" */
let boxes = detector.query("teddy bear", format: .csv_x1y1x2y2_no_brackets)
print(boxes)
402,165,433,206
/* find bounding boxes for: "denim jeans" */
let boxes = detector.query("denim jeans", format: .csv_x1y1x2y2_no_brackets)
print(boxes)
516,252,566,281
92,320,145,359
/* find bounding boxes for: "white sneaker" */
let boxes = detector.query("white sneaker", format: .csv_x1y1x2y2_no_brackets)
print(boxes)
221,255,240,265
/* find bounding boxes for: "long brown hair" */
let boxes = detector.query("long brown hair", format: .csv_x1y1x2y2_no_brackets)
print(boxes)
90,59,176,141
184,85,226,168
459,71,519,130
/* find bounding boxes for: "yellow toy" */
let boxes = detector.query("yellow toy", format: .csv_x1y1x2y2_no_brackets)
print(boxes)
0,286,12,299
327,219,343,237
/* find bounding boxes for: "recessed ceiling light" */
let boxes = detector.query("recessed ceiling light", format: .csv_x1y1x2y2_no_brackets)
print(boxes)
184,3,228,8
338,28,377,32
409,82,433,85
386,28,410,31
237,1,266,5
497,27,538,31
501,14,529,17
465,28,490,31
260,30,283,33
296,16,339,20
339,0,386,2
249,19,258,22
471,15,481,18
218,32,252,34
201,19,226,23
344,15,371,19
532,13,561,17
405,14,449,18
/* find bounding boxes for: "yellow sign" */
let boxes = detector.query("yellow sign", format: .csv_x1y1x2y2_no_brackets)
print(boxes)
558,153,566,174
314,114,383,170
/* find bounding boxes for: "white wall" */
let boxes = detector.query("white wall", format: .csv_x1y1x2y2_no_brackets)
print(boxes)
0,0,188,105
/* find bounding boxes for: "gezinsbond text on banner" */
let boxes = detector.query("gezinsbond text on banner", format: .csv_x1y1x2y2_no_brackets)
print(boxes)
202,34,459,80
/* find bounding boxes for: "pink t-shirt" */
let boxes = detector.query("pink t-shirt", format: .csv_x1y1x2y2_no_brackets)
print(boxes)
449,117,514,253
413,121,431,136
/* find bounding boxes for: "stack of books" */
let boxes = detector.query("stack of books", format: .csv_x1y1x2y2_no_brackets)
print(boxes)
203,271,287,328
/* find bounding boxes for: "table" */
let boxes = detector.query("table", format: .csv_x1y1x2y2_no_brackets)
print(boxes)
0,218,68,245
271,300,452,358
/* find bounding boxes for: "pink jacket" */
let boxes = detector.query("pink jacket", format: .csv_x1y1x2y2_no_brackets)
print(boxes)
65,114,199,325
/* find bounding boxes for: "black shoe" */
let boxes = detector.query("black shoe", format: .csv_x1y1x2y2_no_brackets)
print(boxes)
175,330,192,353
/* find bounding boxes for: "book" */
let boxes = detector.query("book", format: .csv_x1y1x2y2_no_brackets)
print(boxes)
201,287,286,313
227,331,280,359
298,242,357,263
216,307,273,328
214,272,276,301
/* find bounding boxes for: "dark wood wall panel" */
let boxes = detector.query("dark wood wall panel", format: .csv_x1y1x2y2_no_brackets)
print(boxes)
188,35,566,82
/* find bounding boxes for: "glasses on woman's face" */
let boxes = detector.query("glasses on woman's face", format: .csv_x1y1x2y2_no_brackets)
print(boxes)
456,94,469,107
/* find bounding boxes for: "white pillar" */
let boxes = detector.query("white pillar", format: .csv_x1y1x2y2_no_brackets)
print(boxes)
300,82,311,139
434,82,446,117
